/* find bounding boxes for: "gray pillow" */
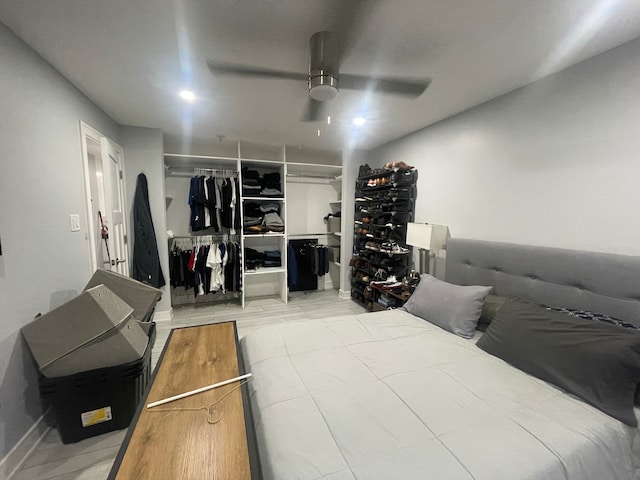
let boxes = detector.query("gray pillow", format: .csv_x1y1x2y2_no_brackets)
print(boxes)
402,274,492,338
477,297,640,427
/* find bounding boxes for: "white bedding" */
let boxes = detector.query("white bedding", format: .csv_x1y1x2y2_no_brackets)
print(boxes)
241,309,640,480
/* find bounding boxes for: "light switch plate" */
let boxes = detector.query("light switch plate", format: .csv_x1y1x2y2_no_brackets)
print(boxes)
69,214,81,232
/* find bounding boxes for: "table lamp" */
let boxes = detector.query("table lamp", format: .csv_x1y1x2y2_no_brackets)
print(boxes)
405,223,449,275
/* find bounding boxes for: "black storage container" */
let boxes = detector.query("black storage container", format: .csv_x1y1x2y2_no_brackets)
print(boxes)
38,322,156,444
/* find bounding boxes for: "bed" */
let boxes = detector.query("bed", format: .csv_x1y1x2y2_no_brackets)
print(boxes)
240,238,640,480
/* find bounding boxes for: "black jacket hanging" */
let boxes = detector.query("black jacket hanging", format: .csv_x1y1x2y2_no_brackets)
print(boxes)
132,173,166,288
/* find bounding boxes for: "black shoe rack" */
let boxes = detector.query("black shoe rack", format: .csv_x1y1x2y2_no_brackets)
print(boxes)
350,165,417,311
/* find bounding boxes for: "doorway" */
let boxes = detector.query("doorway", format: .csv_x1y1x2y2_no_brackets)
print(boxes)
80,122,129,275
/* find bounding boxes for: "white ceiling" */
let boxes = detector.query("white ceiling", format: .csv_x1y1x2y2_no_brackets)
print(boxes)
2,0,640,152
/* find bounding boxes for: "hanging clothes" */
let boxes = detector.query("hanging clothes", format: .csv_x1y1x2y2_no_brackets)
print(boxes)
188,176,206,231
169,238,242,298
132,173,166,288
287,243,298,288
205,176,219,231
189,172,239,233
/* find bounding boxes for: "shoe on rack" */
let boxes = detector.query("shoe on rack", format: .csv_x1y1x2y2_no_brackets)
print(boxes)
390,243,410,255
367,179,376,187
379,241,392,253
392,161,414,170
365,242,380,252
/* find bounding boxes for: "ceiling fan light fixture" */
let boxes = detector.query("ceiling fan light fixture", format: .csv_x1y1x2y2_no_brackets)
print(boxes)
353,116,366,126
309,71,338,101
179,90,196,102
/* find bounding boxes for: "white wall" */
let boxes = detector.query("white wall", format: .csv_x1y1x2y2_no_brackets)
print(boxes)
340,149,367,296
0,21,120,462
372,36,640,257
120,127,171,318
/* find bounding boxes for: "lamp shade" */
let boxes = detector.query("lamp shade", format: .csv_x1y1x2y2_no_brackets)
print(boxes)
406,223,449,250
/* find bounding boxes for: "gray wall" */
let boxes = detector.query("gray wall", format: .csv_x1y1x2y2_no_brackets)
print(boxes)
372,36,640,257
120,127,171,316
0,22,120,458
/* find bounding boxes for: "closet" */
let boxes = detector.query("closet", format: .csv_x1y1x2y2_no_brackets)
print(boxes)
164,140,342,308
285,146,341,293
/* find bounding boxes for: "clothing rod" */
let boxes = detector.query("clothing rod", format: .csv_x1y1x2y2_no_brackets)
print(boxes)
166,168,239,177
194,169,238,176
166,172,239,178
172,233,239,238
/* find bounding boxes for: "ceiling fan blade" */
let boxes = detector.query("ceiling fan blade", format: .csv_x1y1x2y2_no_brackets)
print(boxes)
327,0,381,66
340,74,431,98
301,98,327,122
207,61,308,82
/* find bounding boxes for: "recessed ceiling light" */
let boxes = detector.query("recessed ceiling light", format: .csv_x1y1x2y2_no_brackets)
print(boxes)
327,116,331,125
180,90,196,102
353,116,366,126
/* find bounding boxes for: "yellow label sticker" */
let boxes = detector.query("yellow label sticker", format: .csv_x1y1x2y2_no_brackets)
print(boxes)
81,406,112,427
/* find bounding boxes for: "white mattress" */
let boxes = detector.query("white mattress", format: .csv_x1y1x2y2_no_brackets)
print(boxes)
241,309,640,480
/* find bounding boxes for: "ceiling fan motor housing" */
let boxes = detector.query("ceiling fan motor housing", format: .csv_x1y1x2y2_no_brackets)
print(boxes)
308,31,339,101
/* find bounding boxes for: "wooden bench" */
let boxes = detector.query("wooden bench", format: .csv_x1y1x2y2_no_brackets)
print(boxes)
108,321,260,479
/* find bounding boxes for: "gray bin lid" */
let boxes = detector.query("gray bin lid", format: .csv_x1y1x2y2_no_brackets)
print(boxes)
21,285,148,377
84,269,161,322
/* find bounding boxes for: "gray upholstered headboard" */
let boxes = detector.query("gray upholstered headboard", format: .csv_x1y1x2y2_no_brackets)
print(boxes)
445,238,640,326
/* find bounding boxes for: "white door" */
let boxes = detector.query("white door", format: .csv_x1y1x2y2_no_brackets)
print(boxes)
100,138,129,275
80,122,129,275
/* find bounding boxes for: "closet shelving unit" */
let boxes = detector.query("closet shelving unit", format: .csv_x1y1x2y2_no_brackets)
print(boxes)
239,146,288,309
164,140,343,308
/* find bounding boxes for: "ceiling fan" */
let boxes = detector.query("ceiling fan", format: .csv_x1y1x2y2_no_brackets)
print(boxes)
207,9,431,123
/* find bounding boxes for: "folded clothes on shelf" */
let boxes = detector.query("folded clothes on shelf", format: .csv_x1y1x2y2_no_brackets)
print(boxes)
243,216,263,227
263,212,284,232
259,201,280,213
261,187,282,197
244,247,263,270
263,250,282,267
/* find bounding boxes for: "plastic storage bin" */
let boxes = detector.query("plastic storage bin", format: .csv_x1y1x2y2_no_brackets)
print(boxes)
22,285,150,378
38,322,156,444
84,268,162,322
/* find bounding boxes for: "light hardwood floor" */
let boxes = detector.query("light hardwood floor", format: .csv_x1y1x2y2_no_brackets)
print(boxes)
12,290,365,480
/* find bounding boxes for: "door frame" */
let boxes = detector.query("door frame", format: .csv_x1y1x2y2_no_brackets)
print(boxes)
79,121,128,273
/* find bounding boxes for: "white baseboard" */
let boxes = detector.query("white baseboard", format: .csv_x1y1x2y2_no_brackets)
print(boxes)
338,289,351,300
0,410,52,480
153,308,173,323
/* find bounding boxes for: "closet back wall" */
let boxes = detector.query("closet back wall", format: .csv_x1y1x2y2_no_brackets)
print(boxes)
165,176,193,236
0,22,120,465
286,180,338,235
